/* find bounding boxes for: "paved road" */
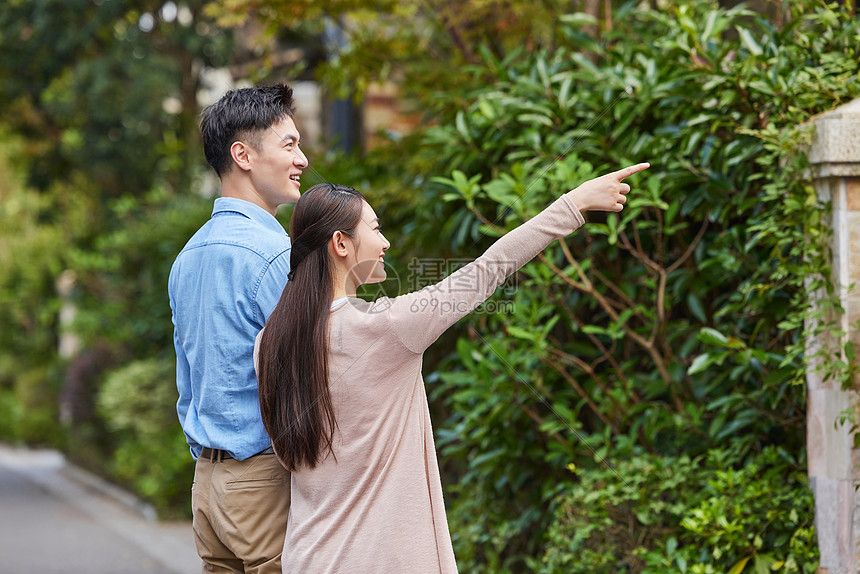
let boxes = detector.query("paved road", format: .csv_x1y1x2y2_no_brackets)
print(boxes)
0,444,199,574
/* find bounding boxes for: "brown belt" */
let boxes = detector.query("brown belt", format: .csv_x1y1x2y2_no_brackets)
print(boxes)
200,446,275,462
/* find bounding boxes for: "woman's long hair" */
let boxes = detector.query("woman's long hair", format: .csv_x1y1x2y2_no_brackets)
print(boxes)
258,183,365,471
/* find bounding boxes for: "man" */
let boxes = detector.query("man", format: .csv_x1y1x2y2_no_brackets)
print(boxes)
169,83,308,573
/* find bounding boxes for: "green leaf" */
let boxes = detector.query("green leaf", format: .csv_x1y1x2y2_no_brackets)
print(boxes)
687,295,707,323
581,325,608,336
516,113,554,127
688,354,710,375
557,76,574,110
737,28,763,56
455,111,472,143
507,326,538,343
696,327,746,350
484,177,521,208
558,12,597,27
701,10,719,42
536,58,550,89
478,100,495,119
607,213,618,245
753,553,777,574
541,314,561,336
728,555,752,574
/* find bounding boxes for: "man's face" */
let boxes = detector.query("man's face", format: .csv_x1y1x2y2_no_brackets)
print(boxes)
248,116,309,212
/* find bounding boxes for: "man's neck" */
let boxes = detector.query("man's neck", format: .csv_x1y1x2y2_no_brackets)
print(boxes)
221,178,275,216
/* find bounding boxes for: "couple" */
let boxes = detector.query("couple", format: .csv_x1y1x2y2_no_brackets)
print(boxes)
169,83,648,573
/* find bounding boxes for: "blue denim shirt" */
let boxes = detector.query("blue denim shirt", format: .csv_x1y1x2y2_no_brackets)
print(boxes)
169,198,291,461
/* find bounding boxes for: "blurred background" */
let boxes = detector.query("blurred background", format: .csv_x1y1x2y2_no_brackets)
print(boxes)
1,0,859,571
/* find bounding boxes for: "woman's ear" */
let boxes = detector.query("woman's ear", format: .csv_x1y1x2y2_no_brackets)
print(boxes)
330,230,351,258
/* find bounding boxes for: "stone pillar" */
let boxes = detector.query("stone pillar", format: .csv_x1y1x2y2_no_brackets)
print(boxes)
807,98,860,574
55,269,80,360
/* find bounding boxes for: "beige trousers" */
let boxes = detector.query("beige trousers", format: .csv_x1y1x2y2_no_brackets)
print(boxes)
191,453,291,573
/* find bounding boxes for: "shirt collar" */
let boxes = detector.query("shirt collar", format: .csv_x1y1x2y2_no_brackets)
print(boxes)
212,197,287,235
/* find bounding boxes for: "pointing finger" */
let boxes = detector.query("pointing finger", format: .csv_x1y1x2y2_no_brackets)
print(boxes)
612,162,650,181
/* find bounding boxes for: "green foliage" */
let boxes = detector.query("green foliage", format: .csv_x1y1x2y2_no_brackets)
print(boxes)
63,190,210,514
97,358,194,517
0,0,230,195
0,0,231,516
0,134,66,372
540,447,817,573
0,389,18,441
0,131,68,447
0,1,854,564
0,366,64,447
416,0,860,570
207,0,576,103
68,190,212,358
0,121,208,513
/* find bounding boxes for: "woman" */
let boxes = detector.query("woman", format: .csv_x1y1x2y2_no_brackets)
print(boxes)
256,162,649,573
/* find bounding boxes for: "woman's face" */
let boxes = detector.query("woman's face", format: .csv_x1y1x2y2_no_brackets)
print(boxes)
347,200,390,286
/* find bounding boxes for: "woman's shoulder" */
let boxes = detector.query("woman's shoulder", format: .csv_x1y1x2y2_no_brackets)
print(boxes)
332,296,396,316
329,297,413,353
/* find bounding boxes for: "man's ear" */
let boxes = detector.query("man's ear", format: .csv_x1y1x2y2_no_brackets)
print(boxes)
230,141,253,172
330,230,351,258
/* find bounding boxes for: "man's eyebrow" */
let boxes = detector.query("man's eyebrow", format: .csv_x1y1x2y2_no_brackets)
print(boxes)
269,126,300,143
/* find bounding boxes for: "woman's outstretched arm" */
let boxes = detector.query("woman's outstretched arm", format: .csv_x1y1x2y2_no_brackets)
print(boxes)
386,163,650,353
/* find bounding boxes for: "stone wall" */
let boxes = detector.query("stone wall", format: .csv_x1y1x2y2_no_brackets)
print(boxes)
808,98,860,574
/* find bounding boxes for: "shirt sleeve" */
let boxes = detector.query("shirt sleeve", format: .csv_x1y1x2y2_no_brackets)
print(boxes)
256,250,291,324
387,193,586,353
172,327,200,454
169,283,200,456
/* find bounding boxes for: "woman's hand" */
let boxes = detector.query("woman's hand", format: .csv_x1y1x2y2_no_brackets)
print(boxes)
566,162,650,212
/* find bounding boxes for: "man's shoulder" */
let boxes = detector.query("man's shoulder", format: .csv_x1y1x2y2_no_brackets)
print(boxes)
178,215,291,262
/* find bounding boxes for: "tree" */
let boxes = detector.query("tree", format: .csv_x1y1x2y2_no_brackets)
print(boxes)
205,0,591,103
0,0,231,481
0,0,231,198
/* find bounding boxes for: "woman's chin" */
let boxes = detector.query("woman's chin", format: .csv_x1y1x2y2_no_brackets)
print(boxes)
350,262,388,286
365,271,387,284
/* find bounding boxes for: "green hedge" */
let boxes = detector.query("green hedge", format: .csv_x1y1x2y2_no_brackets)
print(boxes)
97,358,194,517
541,447,816,573
416,0,859,570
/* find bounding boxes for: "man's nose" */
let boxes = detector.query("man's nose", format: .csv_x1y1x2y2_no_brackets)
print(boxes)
295,149,309,168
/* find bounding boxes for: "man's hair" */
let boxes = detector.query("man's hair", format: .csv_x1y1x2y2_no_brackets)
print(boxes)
200,83,296,178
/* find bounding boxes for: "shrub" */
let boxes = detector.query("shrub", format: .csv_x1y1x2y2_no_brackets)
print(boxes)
418,0,859,569
540,447,817,573
97,358,193,517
